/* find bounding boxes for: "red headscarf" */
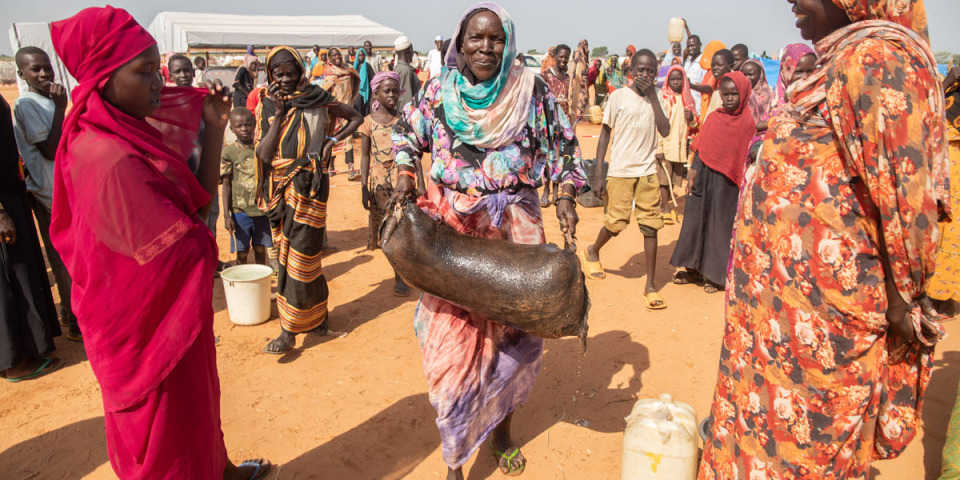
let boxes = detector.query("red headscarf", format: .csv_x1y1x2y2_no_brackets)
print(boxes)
49,6,214,412
692,72,756,187
661,64,697,116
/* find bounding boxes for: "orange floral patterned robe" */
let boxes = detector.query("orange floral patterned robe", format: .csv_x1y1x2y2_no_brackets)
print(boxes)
698,16,948,480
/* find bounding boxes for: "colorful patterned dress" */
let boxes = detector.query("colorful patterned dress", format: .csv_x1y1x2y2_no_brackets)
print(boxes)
392,76,586,469
698,16,948,480
543,69,571,120
321,64,359,157
358,115,399,249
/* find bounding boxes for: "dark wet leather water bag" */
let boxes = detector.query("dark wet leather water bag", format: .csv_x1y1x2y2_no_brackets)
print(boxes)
380,202,589,342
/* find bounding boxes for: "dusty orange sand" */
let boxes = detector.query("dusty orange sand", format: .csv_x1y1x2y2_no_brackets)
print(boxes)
1,85,958,479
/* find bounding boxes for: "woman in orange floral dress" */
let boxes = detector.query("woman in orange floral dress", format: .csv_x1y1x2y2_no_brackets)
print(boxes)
698,0,950,478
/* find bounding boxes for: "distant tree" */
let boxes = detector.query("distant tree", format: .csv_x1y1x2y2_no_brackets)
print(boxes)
953,54,960,67
935,51,954,64
592,46,608,58
527,49,540,55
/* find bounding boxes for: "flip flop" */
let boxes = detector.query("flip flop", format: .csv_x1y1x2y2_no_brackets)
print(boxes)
578,249,605,280
5,357,64,383
237,459,272,480
663,214,675,225
489,440,526,476
673,270,700,285
645,291,667,310
263,337,293,355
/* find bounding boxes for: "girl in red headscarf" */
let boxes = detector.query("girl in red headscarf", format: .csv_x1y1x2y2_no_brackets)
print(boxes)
670,72,755,294
49,7,270,479
655,64,699,224
699,0,948,477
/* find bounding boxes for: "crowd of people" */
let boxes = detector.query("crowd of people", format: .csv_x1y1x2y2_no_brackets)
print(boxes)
2,0,960,479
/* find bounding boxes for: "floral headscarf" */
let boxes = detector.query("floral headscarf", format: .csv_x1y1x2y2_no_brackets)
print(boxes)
775,43,815,106
541,46,556,76
742,59,774,124
831,0,929,44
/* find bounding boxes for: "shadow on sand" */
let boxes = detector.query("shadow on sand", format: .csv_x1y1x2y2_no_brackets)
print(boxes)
1,416,107,480
922,349,960,479
277,330,649,479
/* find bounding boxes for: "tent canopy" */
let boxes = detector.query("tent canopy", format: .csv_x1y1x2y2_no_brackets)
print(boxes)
147,12,404,52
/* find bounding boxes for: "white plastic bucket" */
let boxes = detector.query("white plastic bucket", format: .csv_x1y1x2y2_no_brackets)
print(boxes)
221,264,274,326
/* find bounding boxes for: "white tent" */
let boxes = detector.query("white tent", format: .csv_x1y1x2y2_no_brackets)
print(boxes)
8,23,78,97
147,12,404,53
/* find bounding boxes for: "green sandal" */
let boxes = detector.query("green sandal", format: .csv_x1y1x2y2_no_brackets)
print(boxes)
489,439,526,476
5,357,64,383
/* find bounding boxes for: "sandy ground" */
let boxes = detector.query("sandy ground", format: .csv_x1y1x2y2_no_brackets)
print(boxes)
1,84,959,480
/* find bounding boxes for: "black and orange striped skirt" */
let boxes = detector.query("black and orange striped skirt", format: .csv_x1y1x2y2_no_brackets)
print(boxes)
261,156,329,334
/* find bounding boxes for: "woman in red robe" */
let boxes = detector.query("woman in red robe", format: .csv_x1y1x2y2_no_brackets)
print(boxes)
49,7,270,479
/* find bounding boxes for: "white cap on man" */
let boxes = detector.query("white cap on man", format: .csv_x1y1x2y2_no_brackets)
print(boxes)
394,36,412,51
435,35,442,41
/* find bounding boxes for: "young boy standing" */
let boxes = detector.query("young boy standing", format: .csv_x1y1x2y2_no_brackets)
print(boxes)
12,46,80,341
581,49,671,309
221,108,272,266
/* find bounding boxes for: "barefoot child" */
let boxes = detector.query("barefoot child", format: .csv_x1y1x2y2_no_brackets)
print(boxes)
656,65,699,225
222,107,272,266
581,49,671,310
359,71,413,296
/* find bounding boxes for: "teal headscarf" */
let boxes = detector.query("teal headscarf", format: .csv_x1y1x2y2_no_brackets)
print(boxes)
441,3,517,110
440,3,534,148
353,50,370,104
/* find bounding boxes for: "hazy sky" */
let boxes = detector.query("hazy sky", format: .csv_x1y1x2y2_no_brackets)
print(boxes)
4,0,960,56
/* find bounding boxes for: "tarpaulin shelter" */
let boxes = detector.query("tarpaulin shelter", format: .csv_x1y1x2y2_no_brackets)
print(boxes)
146,12,404,53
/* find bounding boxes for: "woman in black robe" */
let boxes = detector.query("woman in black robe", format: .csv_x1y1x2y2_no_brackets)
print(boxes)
0,96,63,382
